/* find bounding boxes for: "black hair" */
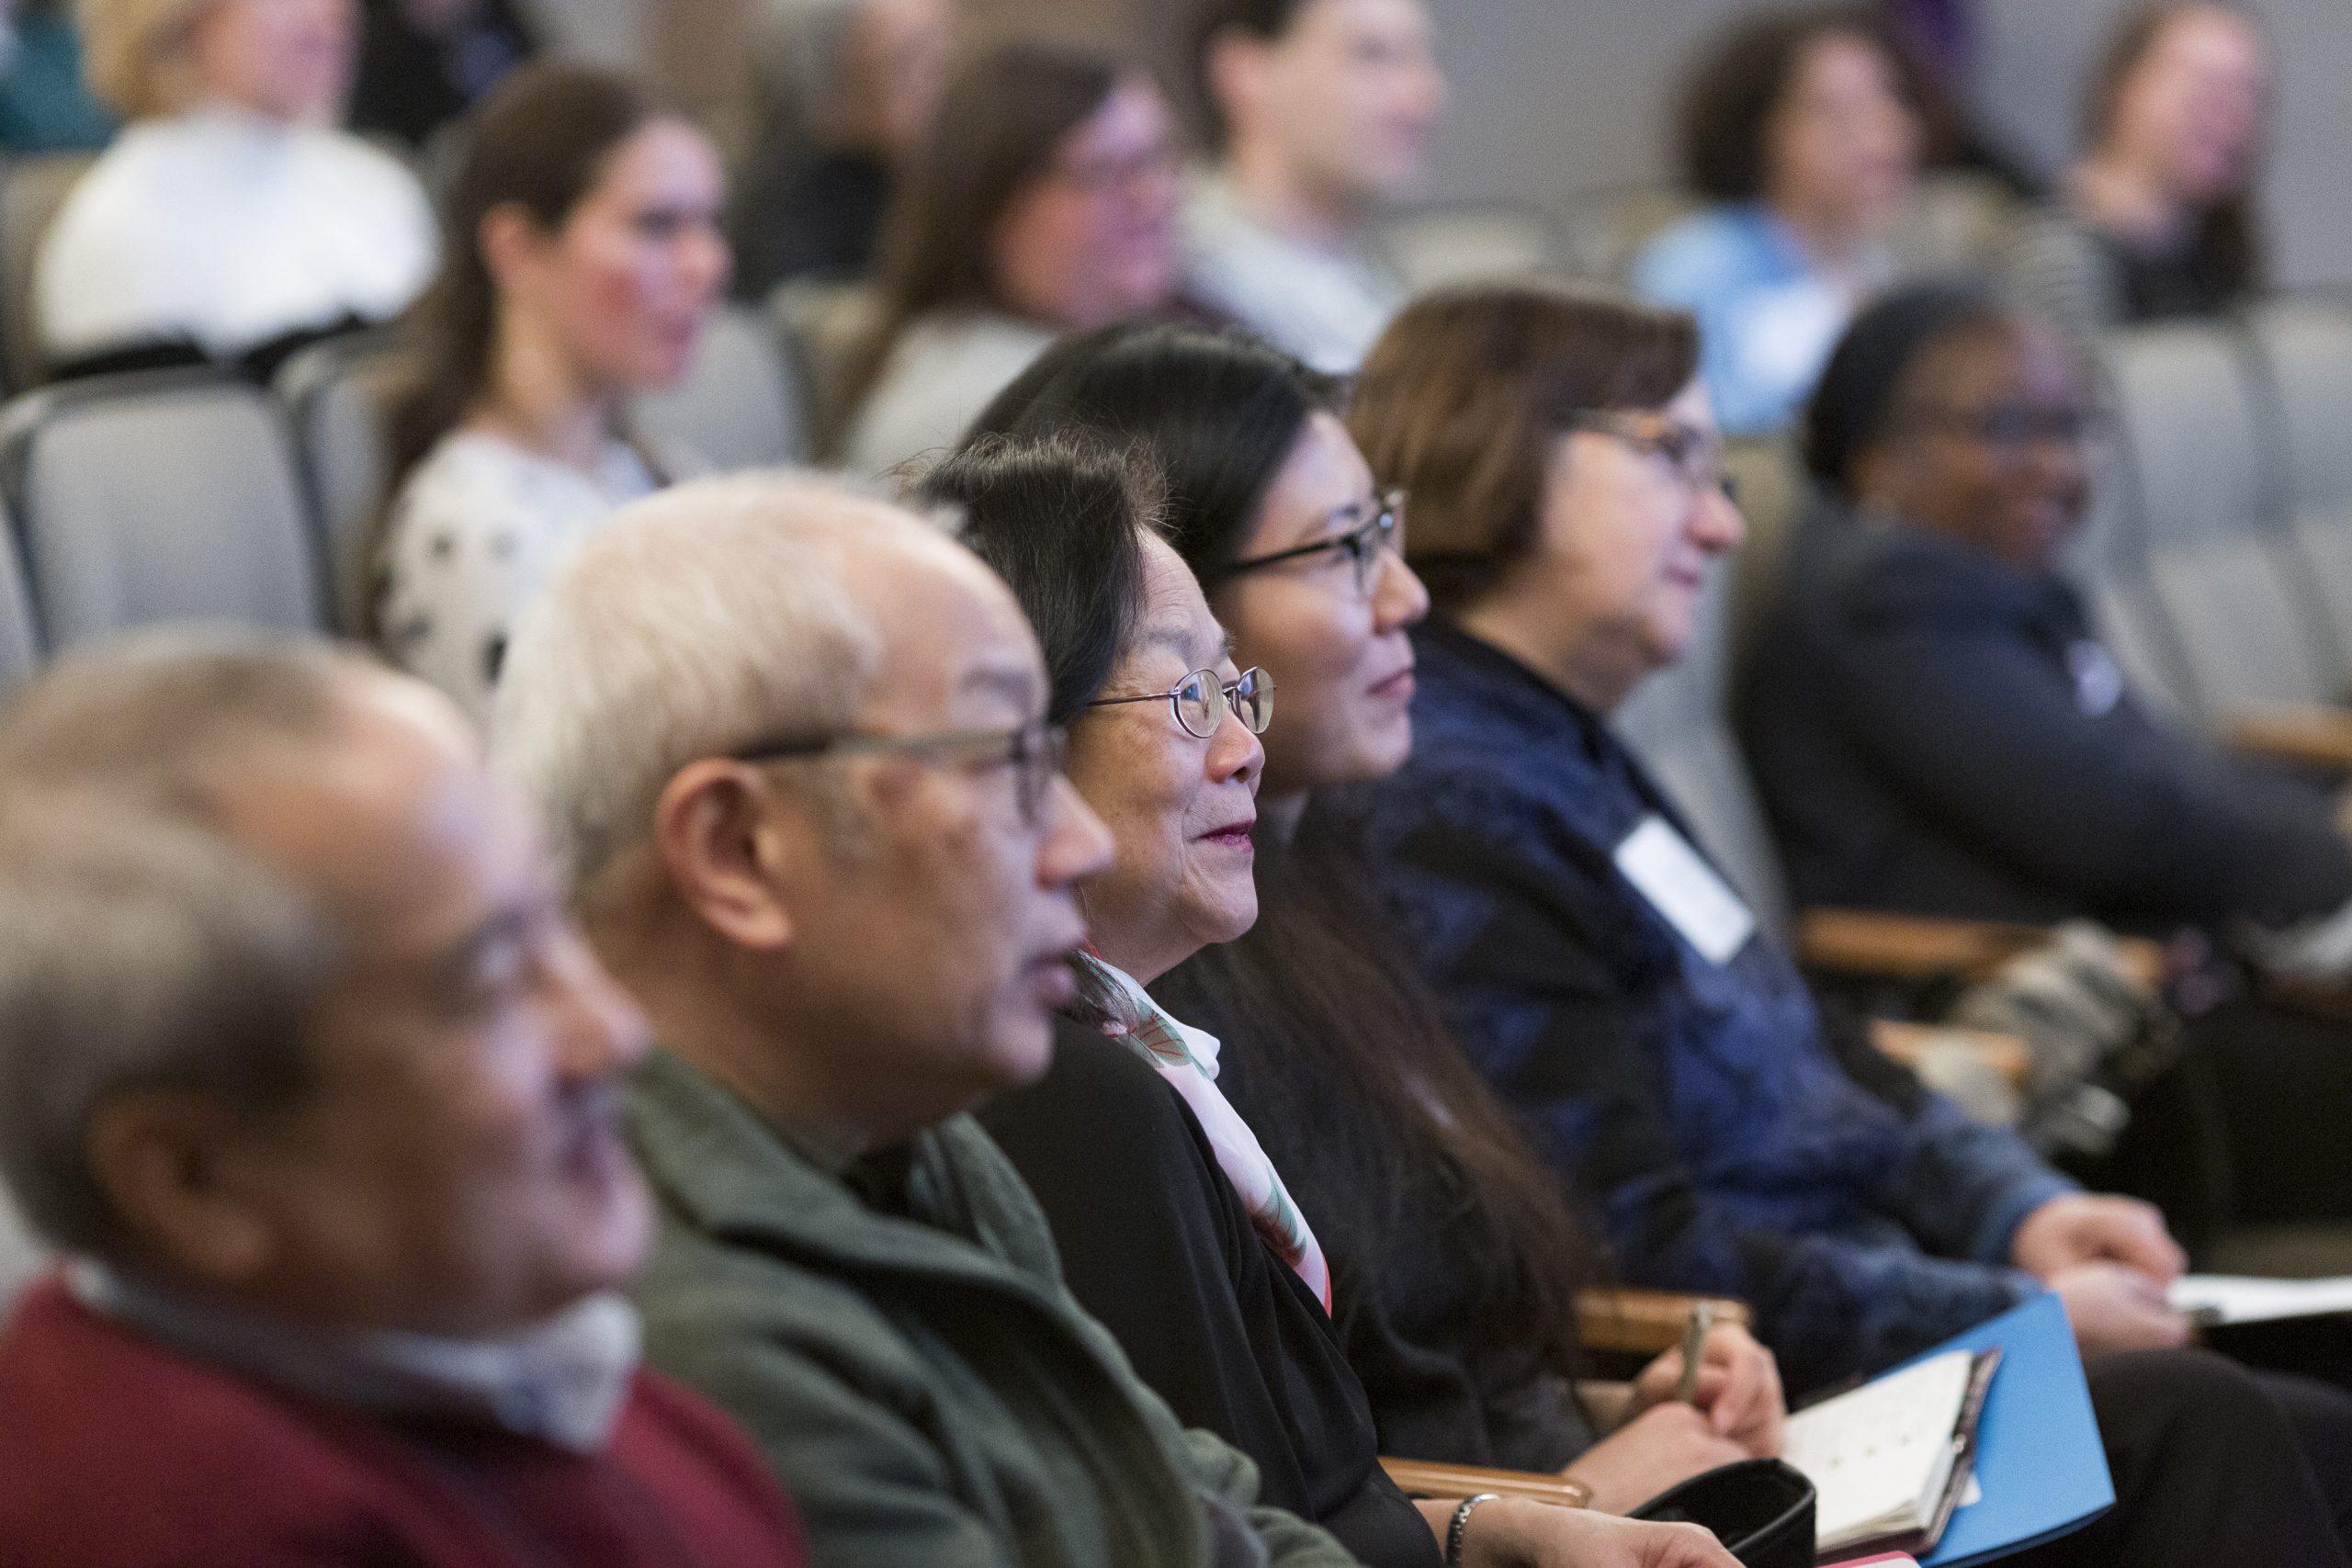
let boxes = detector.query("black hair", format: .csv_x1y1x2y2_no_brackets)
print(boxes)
971,321,1340,581
1804,282,2015,496
912,432,1166,727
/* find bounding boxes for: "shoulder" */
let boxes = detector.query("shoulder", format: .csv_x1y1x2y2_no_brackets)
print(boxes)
1634,206,1778,299
390,433,591,537
0,1286,409,1556
982,1021,1222,1211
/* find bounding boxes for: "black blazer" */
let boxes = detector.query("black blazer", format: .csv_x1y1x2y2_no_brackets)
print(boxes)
1738,498,2352,931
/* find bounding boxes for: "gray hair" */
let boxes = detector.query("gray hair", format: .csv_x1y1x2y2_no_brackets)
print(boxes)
489,469,967,901
0,801,332,1253
0,628,386,1254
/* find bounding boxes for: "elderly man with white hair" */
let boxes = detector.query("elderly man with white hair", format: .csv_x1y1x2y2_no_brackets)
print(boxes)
492,471,1381,1568
0,633,809,1567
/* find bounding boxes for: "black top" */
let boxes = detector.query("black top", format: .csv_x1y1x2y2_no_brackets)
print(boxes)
732,151,893,297
1739,498,2352,930
1150,963,1598,1475
978,1018,1437,1568
350,0,533,150
2099,228,2245,324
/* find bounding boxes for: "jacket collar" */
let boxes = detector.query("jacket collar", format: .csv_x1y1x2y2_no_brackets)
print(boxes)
626,1046,1056,1302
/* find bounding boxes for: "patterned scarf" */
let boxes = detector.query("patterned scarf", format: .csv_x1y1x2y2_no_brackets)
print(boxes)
1080,951,1333,1314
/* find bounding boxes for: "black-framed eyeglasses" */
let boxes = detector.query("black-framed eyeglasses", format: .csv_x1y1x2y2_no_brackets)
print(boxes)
1088,666,1274,740
1572,412,1737,503
731,718,1068,826
1210,491,1408,598
1902,400,2100,449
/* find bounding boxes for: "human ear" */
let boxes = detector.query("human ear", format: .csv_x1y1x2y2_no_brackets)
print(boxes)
84,1094,279,1286
650,761,804,953
476,202,552,294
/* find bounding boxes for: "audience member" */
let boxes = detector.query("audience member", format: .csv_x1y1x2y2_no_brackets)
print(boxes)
373,64,729,727
1741,286,2352,1222
2004,4,2269,340
35,0,436,378
838,42,1182,475
1183,0,1444,373
0,0,113,151
1330,280,2352,1472
732,0,949,294
967,324,1790,1514
925,434,1746,1565
0,633,811,1567
490,473,1523,1568
349,0,534,151
1633,5,1923,437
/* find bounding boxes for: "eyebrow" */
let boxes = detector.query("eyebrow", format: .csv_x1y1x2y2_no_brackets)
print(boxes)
959,660,1042,707
1136,618,1231,671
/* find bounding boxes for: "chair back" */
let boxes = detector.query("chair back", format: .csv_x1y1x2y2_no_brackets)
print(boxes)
275,332,408,637
1380,202,1564,291
635,302,808,472
0,152,94,392
0,370,324,649
2245,296,2352,660
2094,321,2340,717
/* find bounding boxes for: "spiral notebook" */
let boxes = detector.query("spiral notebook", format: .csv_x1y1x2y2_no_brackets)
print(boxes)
1782,1347,2002,1557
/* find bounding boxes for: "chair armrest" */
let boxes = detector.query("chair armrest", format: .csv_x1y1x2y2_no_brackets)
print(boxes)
1798,908,2165,987
1869,1019,2031,1088
1574,1287,1752,1357
1378,1456,1594,1507
2226,705,2352,773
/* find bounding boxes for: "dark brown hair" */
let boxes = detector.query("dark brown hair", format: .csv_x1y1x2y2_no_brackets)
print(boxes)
1349,281,1700,613
842,41,1129,418
1676,3,1917,202
2083,3,2266,299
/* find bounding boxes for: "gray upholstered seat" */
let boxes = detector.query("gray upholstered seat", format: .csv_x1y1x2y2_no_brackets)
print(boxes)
275,331,407,637
0,369,326,649
1379,201,1565,291
635,302,808,473
1611,560,1793,945
2092,321,2341,720
2245,296,2352,660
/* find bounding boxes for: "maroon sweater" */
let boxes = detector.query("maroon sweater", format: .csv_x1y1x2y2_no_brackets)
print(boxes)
0,1278,809,1568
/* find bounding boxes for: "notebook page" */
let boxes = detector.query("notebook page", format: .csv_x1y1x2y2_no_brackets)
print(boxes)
1785,1350,1975,1549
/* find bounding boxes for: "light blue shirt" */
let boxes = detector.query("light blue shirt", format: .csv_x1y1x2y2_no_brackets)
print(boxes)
1634,203,1876,438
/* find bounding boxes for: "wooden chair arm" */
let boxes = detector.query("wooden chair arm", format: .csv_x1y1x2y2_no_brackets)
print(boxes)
2227,705,2352,773
1869,1019,2031,1088
1574,1287,1751,1357
1378,1456,1594,1507
1798,908,2165,988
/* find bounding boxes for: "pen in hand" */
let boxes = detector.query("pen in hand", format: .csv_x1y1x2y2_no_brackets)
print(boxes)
1675,1300,1714,1405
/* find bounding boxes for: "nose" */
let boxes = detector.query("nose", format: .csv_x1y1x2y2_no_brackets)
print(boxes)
1207,701,1265,792
1372,546,1430,634
547,926,651,1079
1038,773,1115,891
687,220,733,302
1691,483,1747,557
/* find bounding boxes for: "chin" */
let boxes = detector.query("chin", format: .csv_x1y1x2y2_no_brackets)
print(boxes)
987,1016,1060,1088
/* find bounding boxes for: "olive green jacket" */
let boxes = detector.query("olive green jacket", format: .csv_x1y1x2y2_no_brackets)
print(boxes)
626,1046,1363,1568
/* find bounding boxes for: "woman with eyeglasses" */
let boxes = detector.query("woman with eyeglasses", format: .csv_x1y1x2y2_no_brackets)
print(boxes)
916,432,1747,1568
954,323,1821,1522
1328,277,2352,1564
1741,285,2352,1225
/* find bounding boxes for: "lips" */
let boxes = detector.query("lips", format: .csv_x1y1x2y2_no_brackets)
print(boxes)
1198,818,1257,849
1369,664,1416,702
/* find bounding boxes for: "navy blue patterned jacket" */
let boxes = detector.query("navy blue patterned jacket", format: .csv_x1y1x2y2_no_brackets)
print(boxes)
1333,620,2075,1393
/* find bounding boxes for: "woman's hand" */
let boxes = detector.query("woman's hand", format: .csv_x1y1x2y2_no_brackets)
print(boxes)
1452,1496,1740,1568
1557,1404,1750,1516
1626,1321,1785,1457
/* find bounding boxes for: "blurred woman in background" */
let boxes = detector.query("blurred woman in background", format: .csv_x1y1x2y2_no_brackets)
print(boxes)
35,0,436,378
1634,3,1923,437
837,40,1183,474
373,64,729,724
2004,3,2270,339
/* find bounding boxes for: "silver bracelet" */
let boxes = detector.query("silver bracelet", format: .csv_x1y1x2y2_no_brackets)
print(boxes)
1445,1492,1501,1568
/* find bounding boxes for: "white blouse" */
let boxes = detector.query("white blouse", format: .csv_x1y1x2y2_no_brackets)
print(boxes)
35,105,438,362
375,432,664,727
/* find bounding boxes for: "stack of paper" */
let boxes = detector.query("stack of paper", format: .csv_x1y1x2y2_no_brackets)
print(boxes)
2168,1274,2352,1325
1783,1350,1986,1555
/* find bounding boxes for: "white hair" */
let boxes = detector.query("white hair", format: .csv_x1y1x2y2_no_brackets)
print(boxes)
489,469,968,900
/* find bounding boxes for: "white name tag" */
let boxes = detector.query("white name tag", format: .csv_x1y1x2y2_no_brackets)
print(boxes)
1614,815,1757,965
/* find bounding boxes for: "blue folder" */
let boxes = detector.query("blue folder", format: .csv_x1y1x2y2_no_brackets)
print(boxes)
1892,1292,2113,1565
